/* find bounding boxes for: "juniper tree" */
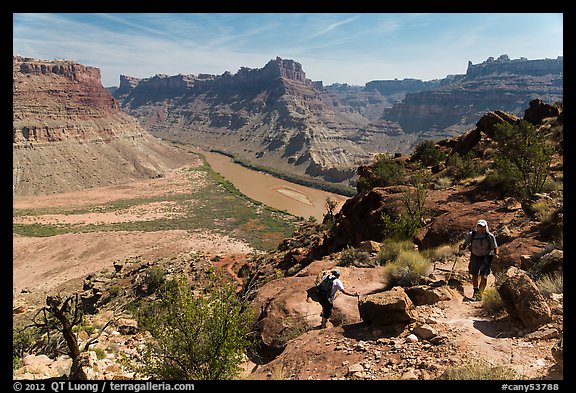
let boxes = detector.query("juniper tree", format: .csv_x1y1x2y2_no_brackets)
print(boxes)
492,120,554,199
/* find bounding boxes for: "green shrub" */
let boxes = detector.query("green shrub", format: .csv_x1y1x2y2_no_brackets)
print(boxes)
531,200,554,222
271,315,310,347
130,272,254,380
90,347,107,360
411,140,446,167
480,288,505,314
107,285,121,298
483,164,519,197
381,212,421,241
72,319,96,336
432,176,453,190
490,120,554,199
376,239,415,265
366,155,407,191
421,243,459,262
540,178,563,193
382,250,432,287
144,267,166,292
446,151,481,180
379,173,429,242
13,325,42,370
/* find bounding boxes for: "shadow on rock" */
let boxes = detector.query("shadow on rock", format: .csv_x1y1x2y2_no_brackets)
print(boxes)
342,321,405,341
472,317,516,338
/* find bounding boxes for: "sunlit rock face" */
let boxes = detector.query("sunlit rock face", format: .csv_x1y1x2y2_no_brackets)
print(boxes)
13,56,194,196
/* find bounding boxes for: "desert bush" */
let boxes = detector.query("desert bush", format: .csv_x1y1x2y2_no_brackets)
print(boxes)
107,285,121,298
363,154,407,191
323,197,339,229
411,140,446,167
144,267,166,292
438,358,524,380
540,178,563,193
130,272,254,380
376,239,415,265
381,212,421,241
536,272,563,297
382,250,432,287
531,200,554,223
480,288,505,314
431,176,453,190
489,120,554,199
380,171,429,242
72,319,96,336
421,243,460,262
339,246,373,267
13,325,43,370
90,347,106,360
483,163,520,197
446,151,482,180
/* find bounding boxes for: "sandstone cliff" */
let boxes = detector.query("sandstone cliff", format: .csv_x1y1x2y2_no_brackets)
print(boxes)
13,56,196,196
114,57,420,185
113,55,561,187
383,55,563,133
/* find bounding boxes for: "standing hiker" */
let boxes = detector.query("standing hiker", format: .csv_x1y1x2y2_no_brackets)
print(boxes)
315,269,359,328
459,219,499,301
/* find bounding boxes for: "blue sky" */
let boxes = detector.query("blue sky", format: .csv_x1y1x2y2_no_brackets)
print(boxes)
13,13,563,87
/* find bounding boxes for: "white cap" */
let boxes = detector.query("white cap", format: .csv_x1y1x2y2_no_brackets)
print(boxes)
476,219,487,227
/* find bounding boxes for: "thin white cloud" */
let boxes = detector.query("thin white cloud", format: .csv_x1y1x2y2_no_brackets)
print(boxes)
304,15,361,40
13,13,563,87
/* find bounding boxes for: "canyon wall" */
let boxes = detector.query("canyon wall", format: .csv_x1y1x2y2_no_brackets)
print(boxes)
13,56,196,196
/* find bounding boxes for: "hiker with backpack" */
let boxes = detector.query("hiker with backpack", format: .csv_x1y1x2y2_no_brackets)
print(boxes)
459,219,499,301
314,269,359,329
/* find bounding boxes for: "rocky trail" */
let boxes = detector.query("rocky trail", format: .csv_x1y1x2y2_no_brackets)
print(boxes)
12,163,564,381
12,247,564,381
243,253,563,381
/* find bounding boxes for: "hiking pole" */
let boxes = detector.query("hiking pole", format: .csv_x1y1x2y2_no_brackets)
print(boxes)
446,258,457,283
447,248,465,283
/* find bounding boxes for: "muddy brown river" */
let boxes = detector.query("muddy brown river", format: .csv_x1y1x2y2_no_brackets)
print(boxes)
198,149,349,222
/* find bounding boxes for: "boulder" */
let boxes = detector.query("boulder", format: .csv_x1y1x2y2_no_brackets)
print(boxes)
358,240,382,253
524,98,560,125
249,264,381,363
495,236,549,274
358,287,418,326
411,323,437,340
404,285,453,305
497,267,552,330
327,187,405,250
447,127,481,157
475,110,521,139
528,249,563,280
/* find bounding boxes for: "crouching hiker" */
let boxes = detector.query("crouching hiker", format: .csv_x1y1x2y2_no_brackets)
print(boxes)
459,219,499,301
314,269,359,329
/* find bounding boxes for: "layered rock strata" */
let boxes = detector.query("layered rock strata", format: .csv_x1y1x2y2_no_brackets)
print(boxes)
383,55,563,133
13,56,195,196
114,57,420,185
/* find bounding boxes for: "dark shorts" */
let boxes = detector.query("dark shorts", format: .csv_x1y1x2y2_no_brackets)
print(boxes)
469,254,492,276
318,296,334,319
